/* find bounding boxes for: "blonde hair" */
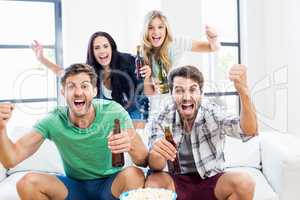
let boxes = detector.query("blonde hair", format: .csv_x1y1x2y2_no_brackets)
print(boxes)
141,10,173,73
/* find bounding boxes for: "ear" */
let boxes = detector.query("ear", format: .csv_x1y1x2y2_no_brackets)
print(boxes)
93,87,98,98
61,87,65,97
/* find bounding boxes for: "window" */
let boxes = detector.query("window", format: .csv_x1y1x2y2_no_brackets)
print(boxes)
0,0,62,125
201,0,240,115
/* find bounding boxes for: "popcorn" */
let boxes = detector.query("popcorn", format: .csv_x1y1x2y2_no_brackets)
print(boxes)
120,188,177,200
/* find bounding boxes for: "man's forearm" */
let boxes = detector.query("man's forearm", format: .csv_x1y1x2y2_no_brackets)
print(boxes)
0,130,17,168
240,92,258,135
128,134,149,167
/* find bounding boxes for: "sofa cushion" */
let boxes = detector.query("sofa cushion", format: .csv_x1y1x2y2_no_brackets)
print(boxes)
6,126,64,176
0,171,62,200
0,171,25,200
225,167,279,200
0,163,6,182
224,135,261,169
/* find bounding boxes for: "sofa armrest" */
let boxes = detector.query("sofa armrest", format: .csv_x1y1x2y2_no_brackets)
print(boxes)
260,131,300,200
0,163,6,182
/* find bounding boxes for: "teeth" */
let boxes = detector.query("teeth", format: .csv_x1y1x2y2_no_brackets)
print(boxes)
74,100,84,103
182,104,194,110
99,55,107,59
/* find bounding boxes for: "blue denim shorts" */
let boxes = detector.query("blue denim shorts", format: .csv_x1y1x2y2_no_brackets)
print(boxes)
57,173,119,200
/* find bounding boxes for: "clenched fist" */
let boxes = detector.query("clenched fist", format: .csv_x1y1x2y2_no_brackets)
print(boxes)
205,25,218,41
229,64,249,96
0,103,14,131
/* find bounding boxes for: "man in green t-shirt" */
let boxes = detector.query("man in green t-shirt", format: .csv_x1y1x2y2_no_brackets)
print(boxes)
0,63,148,200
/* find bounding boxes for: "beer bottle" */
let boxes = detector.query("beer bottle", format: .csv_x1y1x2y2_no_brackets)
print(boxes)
135,45,144,80
164,126,181,174
157,63,169,94
111,119,125,167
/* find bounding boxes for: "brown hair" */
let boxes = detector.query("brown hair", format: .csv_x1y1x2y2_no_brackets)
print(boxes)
61,63,98,87
168,65,204,93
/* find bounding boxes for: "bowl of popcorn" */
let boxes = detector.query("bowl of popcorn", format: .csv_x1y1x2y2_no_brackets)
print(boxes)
120,188,177,200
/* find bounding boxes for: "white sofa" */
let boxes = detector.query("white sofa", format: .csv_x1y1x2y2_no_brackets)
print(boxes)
1,126,300,200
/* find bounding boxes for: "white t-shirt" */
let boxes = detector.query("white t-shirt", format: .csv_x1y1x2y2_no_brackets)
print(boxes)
101,82,112,99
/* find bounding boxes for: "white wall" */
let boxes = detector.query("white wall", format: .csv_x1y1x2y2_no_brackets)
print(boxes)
242,0,300,137
61,0,161,66
61,0,204,70
161,0,204,68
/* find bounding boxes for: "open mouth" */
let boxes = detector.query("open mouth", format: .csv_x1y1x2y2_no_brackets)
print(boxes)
74,99,86,108
99,55,109,60
152,36,161,43
181,103,194,112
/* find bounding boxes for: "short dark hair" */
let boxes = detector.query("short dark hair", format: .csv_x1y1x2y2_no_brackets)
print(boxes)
168,65,204,93
61,63,98,87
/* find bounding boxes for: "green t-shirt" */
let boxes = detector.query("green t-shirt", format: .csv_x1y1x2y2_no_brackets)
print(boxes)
33,99,133,180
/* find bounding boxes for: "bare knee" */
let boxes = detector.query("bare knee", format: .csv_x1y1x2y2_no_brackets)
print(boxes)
17,173,41,192
112,166,145,197
145,172,175,191
234,173,255,196
121,166,145,187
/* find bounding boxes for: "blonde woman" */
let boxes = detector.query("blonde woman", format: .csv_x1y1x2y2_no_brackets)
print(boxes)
139,10,220,120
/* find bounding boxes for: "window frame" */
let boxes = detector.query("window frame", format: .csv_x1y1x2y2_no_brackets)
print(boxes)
203,0,241,112
0,0,63,104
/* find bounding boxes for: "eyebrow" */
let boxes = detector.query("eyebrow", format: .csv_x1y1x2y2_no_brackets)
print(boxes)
66,80,91,85
93,42,109,47
174,84,199,89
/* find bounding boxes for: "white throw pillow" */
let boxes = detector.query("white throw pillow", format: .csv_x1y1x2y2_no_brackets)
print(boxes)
224,135,261,169
6,126,64,176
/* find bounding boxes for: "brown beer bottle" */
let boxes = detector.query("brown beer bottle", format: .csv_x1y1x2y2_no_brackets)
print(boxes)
158,63,169,94
111,119,125,167
135,45,144,80
164,126,181,174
